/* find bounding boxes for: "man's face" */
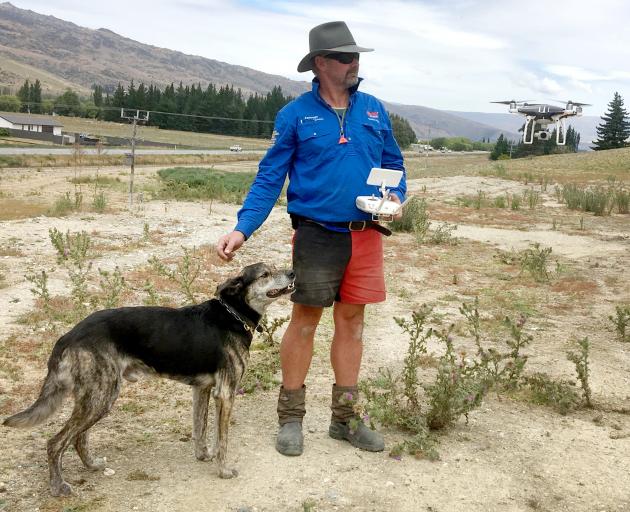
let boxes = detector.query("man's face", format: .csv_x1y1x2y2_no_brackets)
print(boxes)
316,53,360,89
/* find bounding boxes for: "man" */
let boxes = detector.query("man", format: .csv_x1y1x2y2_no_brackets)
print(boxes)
216,21,406,456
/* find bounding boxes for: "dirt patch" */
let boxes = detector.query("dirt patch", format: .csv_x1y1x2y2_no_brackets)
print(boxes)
0,165,629,512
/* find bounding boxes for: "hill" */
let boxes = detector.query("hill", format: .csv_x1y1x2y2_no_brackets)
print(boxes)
0,2,521,142
0,2,309,98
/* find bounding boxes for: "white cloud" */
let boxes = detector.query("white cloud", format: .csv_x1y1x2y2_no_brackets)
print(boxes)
8,0,630,115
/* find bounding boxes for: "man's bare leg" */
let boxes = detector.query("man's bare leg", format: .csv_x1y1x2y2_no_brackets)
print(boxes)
330,302,365,386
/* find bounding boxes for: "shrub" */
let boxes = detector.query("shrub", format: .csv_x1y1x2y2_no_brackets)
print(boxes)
425,328,489,430
523,373,580,415
389,196,430,242
519,243,553,282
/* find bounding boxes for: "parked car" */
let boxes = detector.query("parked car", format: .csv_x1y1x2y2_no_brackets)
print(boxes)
229,144,242,152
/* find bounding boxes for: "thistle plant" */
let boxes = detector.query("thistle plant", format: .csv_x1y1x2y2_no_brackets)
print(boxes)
523,188,540,209
149,246,201,304
523,373,580,415
501,314,533,388
389,196,430,243
49,228,93,320
25,269,53,318
240,315,289,394
142,279,161,306
519,242,552,282
98,267,126,308
394,305,433,409
609,305,630,342
424,326,488,430
49,228,91,268
429,222,458,245
567,337,593,407
257,314,290,346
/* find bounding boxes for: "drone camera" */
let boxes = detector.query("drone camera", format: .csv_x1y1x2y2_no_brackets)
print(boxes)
535,130,550,141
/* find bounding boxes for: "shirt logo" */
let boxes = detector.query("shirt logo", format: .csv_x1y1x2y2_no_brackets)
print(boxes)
302,115,324,123
270,129,279,144
367,111,379,119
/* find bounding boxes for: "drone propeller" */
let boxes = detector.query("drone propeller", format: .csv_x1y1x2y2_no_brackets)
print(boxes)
491,99,531,105
551,99,591,106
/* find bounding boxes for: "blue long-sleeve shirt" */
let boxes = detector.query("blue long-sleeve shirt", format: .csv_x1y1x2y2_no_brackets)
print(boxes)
235,78,406,238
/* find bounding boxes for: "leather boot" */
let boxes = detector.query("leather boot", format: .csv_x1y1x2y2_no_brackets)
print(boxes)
276,385,305,456
329,384,384,452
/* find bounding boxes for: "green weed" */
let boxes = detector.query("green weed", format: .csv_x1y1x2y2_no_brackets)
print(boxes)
567,337,593,407
609,305,630,342
523,373,580,415
519,243,553,282
149,247,201,305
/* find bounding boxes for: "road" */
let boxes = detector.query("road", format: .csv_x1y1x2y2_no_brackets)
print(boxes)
0,147,265,156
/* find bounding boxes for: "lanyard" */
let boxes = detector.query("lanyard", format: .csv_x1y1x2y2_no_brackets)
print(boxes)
333,108,348,144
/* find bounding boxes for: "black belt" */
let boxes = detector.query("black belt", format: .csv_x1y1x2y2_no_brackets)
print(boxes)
291,215,392,236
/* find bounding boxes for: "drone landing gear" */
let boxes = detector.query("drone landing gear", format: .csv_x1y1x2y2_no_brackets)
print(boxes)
556,118,566,145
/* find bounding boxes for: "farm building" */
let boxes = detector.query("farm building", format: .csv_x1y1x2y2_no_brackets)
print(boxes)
0,112,63,136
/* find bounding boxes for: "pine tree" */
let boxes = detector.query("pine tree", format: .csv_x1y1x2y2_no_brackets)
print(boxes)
592,92,630,150
389,113,417,149
92,85,103,107
29,79,42,113
17,79,30,112
490,134,510,160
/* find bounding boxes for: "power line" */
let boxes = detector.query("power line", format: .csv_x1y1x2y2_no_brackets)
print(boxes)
16,102,275,124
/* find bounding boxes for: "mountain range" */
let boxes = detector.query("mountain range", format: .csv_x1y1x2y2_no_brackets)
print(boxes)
0,2,600,144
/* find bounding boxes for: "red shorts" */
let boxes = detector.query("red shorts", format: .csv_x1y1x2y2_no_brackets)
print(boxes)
291,222,385,306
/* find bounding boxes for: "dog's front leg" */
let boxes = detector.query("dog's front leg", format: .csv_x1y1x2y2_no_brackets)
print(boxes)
212,388,238,478
192,385,212,461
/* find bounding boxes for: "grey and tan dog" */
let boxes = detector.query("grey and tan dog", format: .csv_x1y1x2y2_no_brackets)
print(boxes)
3,262,294,496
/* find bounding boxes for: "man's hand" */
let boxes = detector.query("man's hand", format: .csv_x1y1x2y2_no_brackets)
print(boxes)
216,231,246,261
388,194,403,220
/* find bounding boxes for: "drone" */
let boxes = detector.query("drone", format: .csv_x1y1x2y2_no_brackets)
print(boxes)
491,99,590,145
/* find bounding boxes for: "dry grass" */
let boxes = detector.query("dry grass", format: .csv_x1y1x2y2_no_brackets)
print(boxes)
55,115,272,149
0,197,50,220
0,151,262,169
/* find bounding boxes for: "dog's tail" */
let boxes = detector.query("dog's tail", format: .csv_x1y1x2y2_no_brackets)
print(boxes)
3,345,71,428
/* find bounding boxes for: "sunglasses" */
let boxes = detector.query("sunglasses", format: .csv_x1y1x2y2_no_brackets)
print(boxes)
324,52,360,64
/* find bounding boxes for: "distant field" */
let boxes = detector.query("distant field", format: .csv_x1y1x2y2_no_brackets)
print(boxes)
55,116,272,150
405,147,630,183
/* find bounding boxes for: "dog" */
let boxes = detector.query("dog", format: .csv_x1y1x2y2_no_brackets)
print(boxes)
3,262,294,496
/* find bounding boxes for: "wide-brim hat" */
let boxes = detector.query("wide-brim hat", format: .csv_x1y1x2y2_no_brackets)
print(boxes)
297,21,373,73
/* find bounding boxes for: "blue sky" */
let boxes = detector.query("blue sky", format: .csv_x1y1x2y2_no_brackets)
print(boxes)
9,0,630,116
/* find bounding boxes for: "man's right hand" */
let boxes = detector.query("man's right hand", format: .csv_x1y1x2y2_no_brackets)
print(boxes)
216,231,246,261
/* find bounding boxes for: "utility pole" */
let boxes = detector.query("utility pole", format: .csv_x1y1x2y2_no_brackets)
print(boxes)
120,109,149,208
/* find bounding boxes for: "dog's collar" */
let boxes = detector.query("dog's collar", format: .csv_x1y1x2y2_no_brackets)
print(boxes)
217,297,260,334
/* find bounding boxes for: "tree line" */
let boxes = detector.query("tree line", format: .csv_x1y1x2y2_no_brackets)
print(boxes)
0,79,419,148
490,125,581,160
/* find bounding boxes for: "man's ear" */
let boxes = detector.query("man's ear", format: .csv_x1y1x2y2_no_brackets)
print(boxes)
216,275,243,297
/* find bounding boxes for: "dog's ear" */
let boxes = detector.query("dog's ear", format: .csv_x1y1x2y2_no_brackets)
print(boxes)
216,275,244,298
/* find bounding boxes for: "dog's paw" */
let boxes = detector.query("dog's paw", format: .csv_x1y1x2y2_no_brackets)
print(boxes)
195,447,215,461
51,481,73,497
218,466,238,479
85,457,106,471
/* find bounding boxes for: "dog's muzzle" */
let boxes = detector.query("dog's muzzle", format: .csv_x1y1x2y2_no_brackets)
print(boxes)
266,278,295,298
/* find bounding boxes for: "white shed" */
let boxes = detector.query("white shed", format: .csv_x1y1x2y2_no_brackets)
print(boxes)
0,112,64,136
